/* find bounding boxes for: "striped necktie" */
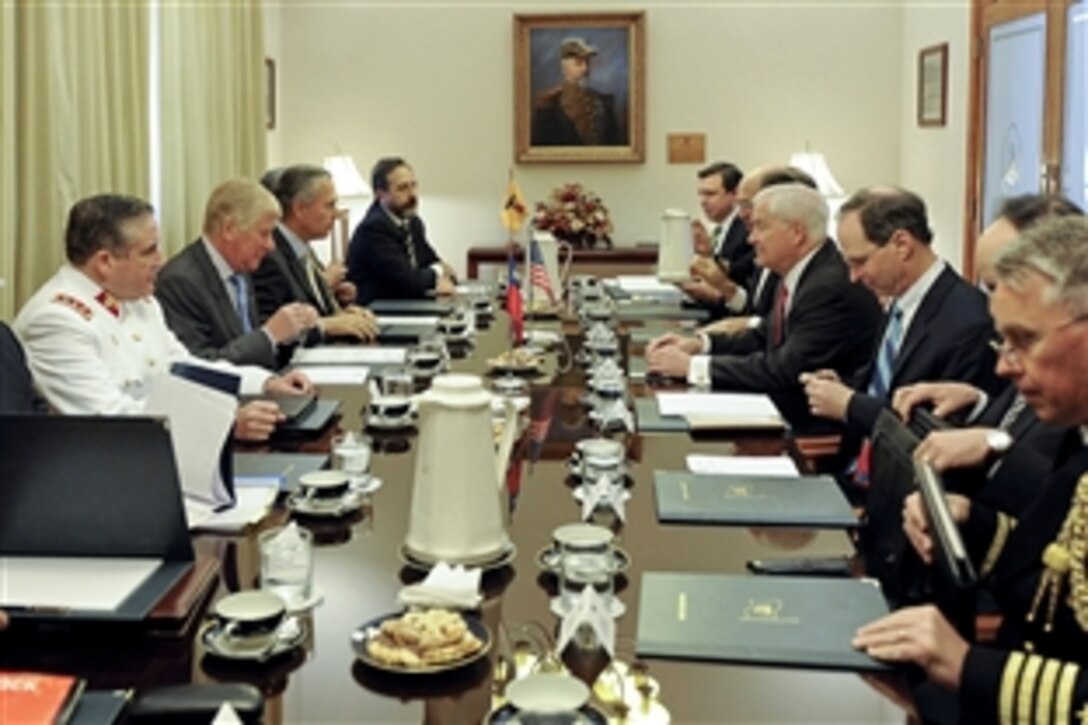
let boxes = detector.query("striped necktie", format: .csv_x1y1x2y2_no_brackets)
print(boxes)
228,274,252,333
867,303,903,400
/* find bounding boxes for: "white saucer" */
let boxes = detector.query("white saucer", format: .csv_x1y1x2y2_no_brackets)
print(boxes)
366,413,415,431
572,487,632,504
349,475,383,495
201,617,305,661
286,490,366,517
282,589,324,614
549,596,626,619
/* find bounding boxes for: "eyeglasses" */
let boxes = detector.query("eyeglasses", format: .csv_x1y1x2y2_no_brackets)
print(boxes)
989,312,1088,366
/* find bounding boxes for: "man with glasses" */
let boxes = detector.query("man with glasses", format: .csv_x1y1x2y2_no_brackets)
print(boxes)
802,187,1003,472
853,216,1088,721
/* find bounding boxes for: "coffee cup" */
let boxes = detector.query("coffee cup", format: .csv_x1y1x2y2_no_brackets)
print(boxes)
437,315,469,338
376,369,415,398
298,470,350,501
368,395,413,422
569,438,624,479
407,347,445,376
213,590,287,649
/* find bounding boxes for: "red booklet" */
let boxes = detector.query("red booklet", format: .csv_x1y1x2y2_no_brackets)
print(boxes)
0,672,85,724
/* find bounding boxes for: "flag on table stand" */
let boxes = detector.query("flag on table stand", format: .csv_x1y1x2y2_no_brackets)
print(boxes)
499,172,529,236
505,252,524,345
528,237,557,306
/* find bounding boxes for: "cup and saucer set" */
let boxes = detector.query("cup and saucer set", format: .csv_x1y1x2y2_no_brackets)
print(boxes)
286,470,370,517
200,590,307,663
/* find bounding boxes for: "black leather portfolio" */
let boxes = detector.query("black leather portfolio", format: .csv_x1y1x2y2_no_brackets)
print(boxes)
636,572,892,672
615,302,709,322
653,471,858,529
273,398,340,435
233,452,330,492
0,416,194,623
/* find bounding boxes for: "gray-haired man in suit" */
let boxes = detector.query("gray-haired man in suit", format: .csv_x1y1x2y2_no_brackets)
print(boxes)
156,178,319,369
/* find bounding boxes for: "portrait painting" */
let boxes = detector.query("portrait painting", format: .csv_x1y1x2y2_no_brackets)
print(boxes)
514,12,645,163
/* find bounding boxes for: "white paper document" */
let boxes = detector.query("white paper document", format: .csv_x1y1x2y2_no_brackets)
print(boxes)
686,455,800,477
146,373,236,508
656,392,784,429
0,556,161,611
616,275,683,294
185,485,279,533
293,346,407,365
295,365,370,385
375,315,439,328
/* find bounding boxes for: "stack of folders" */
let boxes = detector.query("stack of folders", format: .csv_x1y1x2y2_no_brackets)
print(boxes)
653,471,858,529
636,572,891,672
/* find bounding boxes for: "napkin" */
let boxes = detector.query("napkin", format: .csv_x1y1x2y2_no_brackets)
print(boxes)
581,474,626,522
398,561,482,609
594,398,634,433
212,703,243,725
556,585,616,657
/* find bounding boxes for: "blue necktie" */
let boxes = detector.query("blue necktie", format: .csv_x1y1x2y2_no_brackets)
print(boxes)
228,274,252,333
867,303,903,400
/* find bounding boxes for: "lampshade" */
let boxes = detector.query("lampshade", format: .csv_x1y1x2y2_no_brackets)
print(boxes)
323,155,370,198
787,150,844,198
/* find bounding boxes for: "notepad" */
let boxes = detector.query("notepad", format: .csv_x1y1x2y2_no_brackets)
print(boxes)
656,392,785,430
0,557,162,611
294,365,370,385
686,455,799,477
654,471,857,528
375,315,439,327
293,346,407,365
636,572,891,672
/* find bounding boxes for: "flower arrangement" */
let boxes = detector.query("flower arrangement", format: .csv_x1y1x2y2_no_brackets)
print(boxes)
532,183,613,248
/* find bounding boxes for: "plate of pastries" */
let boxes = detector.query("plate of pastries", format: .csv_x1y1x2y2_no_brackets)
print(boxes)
487,348,545,374
351,607,490,674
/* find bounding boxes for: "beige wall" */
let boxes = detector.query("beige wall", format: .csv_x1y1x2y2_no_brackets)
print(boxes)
269,1,907,279
899,2,972,272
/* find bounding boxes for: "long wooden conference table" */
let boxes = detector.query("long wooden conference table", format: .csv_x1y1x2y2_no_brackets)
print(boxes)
0,309,909,724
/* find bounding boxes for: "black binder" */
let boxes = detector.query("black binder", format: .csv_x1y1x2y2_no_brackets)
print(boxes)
0,416,194,622
636,571,892,672
653,471,858,529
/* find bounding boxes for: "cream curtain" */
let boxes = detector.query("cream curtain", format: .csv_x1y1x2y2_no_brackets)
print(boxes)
159,0,266,255
0,1,14,320
5,1,149,319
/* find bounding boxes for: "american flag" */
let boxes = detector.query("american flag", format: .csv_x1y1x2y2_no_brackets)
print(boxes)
528,237,557,305
527,388,560,465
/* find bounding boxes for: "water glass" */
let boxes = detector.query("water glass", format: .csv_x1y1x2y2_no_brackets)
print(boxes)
259,524,314,608
332,431,371,482
559,536,614,613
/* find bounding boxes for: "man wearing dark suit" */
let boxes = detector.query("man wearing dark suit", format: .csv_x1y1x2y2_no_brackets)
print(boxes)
853,217,1088,720
803,187,1002,453
156,178,319,369
253,164,377,342
646,184,882,434
346,157,455,305
0,321,45,413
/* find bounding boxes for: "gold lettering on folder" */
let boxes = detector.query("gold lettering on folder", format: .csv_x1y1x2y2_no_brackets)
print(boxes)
724,484,765,500
680,481,690,501
677,592,688,622
740,598,799,625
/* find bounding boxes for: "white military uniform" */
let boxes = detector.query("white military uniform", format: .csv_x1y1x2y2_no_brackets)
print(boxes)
14,264,269,415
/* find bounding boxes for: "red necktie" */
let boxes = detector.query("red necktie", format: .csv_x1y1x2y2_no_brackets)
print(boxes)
772,283,789,346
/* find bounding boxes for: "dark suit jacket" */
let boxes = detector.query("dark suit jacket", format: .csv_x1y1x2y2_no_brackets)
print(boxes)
1,322,45,413
705,240,883,434
957,433,1088,721
347,201,441,305
845,266,1002,441
715,215,755,288
952,385,1068,515
155,239,279,370
253,228,337,320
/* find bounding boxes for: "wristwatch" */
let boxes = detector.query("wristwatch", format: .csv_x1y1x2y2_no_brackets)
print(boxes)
985,429,1014,454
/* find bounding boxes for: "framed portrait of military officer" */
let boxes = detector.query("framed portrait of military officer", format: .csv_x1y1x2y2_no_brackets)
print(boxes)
514,12,645,163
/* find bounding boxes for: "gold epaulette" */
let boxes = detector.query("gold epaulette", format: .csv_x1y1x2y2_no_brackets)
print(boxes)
51,292,93,320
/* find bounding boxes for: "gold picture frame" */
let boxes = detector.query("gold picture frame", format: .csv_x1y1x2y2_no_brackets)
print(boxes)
514,12,645,163
265,57,276,131
917,43,948,128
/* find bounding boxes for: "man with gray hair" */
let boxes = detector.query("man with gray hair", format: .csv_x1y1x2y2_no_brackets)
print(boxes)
854,216,1088,720
156,178,319,369
647,183,881,433
253,164,377,342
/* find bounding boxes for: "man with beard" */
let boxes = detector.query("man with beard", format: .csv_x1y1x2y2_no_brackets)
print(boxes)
346,157,456,304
